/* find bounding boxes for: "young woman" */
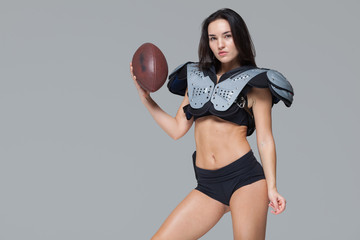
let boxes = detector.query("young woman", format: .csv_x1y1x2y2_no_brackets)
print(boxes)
130,8,293,240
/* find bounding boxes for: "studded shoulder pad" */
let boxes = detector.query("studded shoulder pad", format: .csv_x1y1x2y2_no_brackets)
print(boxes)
187,63,214,109
210,69,267,111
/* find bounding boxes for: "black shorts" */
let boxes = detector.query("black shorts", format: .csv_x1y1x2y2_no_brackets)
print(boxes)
192,150,266,206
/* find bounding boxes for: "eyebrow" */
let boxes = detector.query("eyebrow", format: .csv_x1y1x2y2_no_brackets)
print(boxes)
208,31,231,36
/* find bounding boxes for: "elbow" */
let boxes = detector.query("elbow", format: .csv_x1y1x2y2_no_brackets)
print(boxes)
171,133,183,140
168,119,192,140
172,136,180,140
257,138,275,152
256,133,274,151
170,130,186,140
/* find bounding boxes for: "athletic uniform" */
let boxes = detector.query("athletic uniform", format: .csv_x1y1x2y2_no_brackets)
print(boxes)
167,62,294,205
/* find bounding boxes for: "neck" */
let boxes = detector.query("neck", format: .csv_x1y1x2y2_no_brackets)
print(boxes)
219,60,241,75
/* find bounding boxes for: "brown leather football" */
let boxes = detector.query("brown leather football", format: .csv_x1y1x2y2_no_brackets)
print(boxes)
132,43,168,92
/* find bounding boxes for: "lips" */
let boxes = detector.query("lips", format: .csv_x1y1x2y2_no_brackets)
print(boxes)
218,51,228,56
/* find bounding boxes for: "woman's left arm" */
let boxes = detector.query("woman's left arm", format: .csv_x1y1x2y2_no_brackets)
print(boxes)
248,87,286,215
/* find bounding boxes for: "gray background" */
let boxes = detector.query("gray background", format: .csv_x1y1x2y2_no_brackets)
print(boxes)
1,0,359,239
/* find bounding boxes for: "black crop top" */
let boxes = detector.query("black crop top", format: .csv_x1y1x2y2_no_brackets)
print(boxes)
183,103,251,125
182,89,255,136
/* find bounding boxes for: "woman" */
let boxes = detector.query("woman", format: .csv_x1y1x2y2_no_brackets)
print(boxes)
130,8,293,240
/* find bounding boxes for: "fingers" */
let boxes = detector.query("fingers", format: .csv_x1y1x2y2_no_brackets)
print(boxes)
130,62,139,85
130,62,141,89
270,198,279,214
269,196,287,215
130,62,150,98
269,202,278,215
129,62,136,79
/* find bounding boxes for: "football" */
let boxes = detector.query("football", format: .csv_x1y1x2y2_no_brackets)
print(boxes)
131,43,168,92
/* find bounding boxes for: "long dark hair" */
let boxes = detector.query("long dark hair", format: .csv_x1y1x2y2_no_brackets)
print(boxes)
198,8,257,71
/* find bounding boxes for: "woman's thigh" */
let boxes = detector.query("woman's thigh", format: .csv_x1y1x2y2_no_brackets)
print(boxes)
151,189,229,240
229,179,269,240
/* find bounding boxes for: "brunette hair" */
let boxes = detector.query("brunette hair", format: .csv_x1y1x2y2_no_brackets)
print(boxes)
198,8,257,71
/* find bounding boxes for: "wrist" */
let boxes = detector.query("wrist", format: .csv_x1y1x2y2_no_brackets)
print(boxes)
141,94,152,103
267,184,277,192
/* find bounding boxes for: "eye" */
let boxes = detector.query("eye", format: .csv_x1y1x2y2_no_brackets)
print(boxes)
209,36,217,41
225,34,232,39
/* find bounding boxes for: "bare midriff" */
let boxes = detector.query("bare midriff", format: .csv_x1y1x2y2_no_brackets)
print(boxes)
194,115,251,170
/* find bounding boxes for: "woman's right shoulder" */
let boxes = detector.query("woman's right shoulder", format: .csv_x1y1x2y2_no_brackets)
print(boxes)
167,61,195,96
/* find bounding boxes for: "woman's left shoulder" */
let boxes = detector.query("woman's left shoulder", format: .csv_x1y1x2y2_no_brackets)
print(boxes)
244,67,294,108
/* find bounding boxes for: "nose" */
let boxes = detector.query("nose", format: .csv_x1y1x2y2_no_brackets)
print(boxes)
217,38,225,49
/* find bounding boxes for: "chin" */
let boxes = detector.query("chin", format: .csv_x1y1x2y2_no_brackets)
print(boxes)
218,58,235,64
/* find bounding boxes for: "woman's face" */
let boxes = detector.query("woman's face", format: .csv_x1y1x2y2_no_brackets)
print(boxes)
208,19,239,68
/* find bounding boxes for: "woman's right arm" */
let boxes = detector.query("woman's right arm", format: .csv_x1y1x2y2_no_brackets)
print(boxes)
130,63,194,140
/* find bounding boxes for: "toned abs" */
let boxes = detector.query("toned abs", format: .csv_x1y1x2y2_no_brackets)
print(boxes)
194,115,251,170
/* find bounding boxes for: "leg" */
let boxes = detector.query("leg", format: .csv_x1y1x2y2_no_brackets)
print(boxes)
151,189,229,240
229,179,269,240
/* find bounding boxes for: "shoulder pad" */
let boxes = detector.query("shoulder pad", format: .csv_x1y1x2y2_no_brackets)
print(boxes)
211,68,267,111
267,70,294,107
187,63,214,109
167,61,193,96
247,68,294,107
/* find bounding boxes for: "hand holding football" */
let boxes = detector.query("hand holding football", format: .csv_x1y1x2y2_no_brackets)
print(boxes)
131,43,168,92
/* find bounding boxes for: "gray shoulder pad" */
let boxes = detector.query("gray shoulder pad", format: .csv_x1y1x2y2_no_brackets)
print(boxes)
267,70,294,107
211,69,267,111
187,63,214,109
